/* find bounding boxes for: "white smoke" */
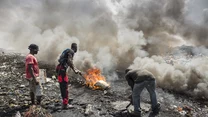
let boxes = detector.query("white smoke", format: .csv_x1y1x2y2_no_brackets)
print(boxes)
128,56,208,98
0,0,208,98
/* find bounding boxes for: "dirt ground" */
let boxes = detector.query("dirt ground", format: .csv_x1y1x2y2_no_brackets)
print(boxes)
0,53,208,117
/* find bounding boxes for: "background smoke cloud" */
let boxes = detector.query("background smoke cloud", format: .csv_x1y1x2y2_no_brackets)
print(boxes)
128,56,208,98
0,0,208,98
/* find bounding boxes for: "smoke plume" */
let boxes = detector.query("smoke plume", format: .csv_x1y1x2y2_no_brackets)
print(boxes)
0,0,208,98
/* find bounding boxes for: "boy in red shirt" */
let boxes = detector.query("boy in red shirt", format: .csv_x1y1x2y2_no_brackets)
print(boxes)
25,44,43,105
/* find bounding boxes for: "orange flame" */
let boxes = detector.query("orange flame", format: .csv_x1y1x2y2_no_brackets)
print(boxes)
84,68,107,90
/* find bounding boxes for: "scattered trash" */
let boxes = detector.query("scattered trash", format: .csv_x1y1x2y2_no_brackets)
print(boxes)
52,75,56,80
0,92,7,96
111,101,132,111
19,85,25,88
24,105,52,117
177,107,183,112
94,80,110,90
104,90,108,95
169,105,177,110
15,111,21,117
183,105,192,112
179,110,186,116
141,103,150,112
177,105,193,117
85,104,93,115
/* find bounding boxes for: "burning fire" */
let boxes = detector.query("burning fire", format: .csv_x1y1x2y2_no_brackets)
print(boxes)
84,68,110,90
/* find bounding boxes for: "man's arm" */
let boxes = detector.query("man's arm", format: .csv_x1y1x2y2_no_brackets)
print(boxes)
67,53,80,74
125,73,134,90
28,64,38,83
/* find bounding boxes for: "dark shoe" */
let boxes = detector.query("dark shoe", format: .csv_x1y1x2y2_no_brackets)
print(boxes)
151,103,161,115
62,104,74,109
129,111,141,117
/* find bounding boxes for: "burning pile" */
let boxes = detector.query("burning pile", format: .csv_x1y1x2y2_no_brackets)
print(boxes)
84,68,110,90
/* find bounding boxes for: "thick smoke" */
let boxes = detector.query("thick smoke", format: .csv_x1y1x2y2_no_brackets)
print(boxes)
128,56,208,98
125,0,208,54
0,0,208,98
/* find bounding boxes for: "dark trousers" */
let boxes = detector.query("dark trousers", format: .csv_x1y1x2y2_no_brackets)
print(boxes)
56,64,69,105
58,74,69,105
132,80,157,112
59,80,68,105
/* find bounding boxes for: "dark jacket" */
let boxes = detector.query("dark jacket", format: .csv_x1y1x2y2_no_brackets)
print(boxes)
125,69,155,90
56,48,75,75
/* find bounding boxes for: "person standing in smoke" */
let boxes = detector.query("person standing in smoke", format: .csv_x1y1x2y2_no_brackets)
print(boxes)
56,43,82,109
125,68,160,117
25,44,43,105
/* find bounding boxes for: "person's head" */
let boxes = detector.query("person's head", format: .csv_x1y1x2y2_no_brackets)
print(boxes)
71,43,77,53
125,68,132,74
28,44,39,55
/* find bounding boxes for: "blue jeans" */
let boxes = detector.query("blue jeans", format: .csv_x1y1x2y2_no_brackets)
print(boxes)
132,80,157,112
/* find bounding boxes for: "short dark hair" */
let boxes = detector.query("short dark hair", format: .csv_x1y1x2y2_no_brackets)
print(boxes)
71,43,77,48
28,44,39,51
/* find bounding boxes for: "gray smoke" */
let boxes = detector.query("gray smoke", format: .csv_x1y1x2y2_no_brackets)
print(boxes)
124,0,208,55
0,0,208,98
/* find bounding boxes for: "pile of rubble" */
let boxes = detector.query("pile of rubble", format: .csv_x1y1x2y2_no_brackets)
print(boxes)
0,53,27,115
164,45,208,66
163,54,207,66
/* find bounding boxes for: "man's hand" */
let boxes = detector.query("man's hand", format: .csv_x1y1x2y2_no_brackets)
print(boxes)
75,70,82,75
